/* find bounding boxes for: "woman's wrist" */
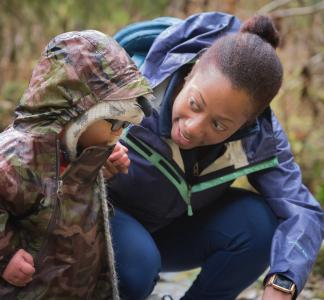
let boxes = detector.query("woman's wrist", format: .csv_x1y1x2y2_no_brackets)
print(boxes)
264,274,296,298
262,285,293,300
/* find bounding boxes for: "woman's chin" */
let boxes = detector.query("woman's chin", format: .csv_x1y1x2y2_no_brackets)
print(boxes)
178,143,195,150
171,129,196,149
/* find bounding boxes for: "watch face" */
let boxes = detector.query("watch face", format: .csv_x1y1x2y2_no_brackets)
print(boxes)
273,276,294,290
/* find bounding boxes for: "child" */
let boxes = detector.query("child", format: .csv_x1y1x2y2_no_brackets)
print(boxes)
0,30,153,299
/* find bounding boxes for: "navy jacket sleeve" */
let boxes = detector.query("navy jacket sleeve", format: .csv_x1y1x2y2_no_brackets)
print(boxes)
247,111,324,294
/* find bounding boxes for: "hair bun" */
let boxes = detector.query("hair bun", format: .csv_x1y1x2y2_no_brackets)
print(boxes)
240,15,280,49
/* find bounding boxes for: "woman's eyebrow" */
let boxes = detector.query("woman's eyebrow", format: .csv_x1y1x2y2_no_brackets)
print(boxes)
191,85,234,123
192,85,207,107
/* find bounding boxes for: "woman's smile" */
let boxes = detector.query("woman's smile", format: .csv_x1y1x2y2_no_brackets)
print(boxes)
172,119,197,148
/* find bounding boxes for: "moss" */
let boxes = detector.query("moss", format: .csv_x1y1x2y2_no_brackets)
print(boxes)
1,80,27,103
313,247,324,277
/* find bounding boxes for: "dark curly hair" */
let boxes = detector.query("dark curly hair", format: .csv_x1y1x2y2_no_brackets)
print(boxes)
193,15,283,119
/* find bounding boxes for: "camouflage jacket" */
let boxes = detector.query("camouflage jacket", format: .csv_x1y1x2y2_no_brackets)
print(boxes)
0,30,152,299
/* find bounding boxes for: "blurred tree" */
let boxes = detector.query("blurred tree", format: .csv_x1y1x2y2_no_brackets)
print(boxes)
0,0,171,84
258,0,324,206
166,0,239,17
0,0,171,129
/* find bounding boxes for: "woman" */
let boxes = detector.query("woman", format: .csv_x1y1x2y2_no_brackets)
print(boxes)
109,12,324,300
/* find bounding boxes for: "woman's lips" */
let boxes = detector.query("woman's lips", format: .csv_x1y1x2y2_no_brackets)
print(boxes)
179,129,190,142
174,124,192,147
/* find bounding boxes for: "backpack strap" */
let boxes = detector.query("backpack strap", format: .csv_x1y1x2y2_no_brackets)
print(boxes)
114,17,181,68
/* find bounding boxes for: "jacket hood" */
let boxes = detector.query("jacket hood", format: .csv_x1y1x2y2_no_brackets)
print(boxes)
14,30,153,134
141,12,241,88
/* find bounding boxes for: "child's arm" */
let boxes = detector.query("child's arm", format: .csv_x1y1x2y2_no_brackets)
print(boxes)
0,165,39,286
0,204,35,286
103,142,130,179
1,249,35,287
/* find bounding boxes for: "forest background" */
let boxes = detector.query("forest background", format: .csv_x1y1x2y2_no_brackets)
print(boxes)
0,0,323,291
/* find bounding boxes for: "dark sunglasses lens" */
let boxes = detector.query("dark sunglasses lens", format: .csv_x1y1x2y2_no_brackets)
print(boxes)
122,121,130,129
107,120,130,131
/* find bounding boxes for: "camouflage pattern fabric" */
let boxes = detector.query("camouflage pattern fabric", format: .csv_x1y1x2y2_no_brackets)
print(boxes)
0,30,153,299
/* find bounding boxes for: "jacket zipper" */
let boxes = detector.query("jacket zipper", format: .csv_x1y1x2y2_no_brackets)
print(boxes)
126,132,279,218
187,185,193,216
127,132,195,216
193,162,199,176
34,138,62,269
185,163,199,216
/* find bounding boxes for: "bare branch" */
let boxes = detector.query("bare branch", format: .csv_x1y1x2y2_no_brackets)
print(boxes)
258,0,295,14
271,1,324,18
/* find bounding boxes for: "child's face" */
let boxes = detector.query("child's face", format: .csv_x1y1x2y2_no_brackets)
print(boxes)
77,120,122,149
171,68,252,149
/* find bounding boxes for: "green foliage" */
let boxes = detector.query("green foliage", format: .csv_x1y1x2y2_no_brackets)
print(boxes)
0,80,27,129
314,247,324,277
315,184,324,208
0,0,171,129
1,81,26,103
0,0,171,83
0,0,171,36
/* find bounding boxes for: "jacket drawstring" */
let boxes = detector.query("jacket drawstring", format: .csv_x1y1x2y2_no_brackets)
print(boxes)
98,170,120,300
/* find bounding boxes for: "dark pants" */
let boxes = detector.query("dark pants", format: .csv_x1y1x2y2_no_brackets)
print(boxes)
110,188,278,300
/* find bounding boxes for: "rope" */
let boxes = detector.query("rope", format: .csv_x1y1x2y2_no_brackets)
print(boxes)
99,170,120,300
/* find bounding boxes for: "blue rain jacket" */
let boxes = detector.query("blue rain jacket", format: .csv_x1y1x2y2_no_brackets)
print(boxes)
110,12,324,294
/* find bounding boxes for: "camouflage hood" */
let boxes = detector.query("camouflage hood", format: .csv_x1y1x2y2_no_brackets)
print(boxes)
14,30,153,135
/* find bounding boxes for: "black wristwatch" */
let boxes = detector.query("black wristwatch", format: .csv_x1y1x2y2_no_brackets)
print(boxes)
265,274,296,296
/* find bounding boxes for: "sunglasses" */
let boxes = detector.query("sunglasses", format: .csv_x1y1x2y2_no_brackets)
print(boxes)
106,119,130,131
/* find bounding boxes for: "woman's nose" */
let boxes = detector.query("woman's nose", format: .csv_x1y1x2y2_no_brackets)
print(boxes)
184,117,204,137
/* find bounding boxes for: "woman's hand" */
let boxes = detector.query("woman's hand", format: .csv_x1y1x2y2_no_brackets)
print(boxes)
103,142,130,179
262,286,293,300
2,249,35,287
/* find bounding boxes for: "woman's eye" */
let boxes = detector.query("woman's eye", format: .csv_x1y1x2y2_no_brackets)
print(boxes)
212,120,226,131
189,96,200,111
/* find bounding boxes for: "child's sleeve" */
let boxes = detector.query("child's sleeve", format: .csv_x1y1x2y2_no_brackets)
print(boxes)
0,166,35,274
0,204,21,274
247,112,324,295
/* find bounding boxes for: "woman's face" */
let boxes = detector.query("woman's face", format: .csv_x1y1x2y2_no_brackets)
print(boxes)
171,69,252,149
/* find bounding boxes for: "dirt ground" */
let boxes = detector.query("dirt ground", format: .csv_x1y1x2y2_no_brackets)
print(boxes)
150,270,324,300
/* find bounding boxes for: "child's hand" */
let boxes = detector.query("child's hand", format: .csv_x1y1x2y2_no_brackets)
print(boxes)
103,142,130,179
2,249,35,287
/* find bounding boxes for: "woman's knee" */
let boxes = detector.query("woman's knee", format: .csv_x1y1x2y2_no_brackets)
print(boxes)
208,189,278,263
111,209,161,299
226,188,278,230
226,189,278,262
117,242,161,300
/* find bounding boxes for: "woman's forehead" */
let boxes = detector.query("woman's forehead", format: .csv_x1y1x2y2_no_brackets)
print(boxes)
188,71,252,120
